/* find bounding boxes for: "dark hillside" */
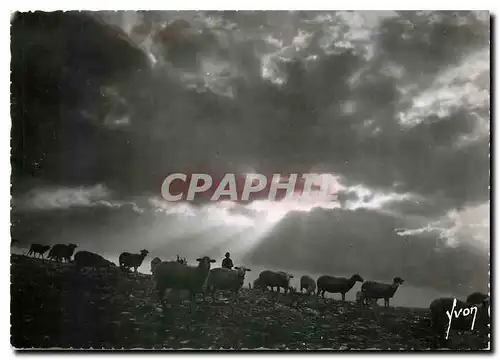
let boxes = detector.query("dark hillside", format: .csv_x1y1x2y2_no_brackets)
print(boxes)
10,254,489,350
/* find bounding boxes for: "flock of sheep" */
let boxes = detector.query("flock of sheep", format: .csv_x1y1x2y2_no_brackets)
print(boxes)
22,242,490,345
23,243,407,308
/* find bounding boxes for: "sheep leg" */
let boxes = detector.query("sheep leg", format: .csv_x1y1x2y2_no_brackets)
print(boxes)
430,312,446,347
341,293,346,301
157,284,167,309
384,298,389,308
189,292,196,313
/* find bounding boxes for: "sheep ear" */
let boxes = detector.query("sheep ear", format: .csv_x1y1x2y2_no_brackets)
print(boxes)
234,266,240,270
196,258,202,262
210,259,216,263
246,269,252,272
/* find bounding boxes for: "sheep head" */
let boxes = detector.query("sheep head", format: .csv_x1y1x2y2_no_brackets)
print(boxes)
351,274,364,282
234,266,252,272
140,249,149,256
234,266,252,279
68,244,78,250
196,256,216,270
150,257,162,273
277,271,294,280
393,277,404,285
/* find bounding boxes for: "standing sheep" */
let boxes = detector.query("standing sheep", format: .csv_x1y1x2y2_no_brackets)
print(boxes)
26,244,51,259
429,296,490,346
253,270,294,294
204,266,252,302
48,244,78,263
360,277,404,308
300,275,316,295
152,255,216,309
317,274,364,300
119,249,149,273
74,251,116,272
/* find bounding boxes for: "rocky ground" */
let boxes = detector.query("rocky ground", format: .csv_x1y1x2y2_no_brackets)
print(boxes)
10,254,490,350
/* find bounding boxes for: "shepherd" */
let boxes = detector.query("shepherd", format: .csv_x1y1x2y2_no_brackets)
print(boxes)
222,252,233,270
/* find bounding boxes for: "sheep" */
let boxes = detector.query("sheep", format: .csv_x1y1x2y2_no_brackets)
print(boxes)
152,255,216,309
204,266,252,302
119,249,149,273
300,275,316,295
74,251,116,272
150,257,162,274
317,274,364,301
360,277,404,307
429,296,490,346
253,270,294,294
48,244,78,263
26,243,51,259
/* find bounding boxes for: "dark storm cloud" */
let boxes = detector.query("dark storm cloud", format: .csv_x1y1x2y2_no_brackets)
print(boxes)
11,11,490,296
11,11,489,209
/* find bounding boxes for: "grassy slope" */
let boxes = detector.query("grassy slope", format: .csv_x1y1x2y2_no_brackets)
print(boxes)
10,254,489,350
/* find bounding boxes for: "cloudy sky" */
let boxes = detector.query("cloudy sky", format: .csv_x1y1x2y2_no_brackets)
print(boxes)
11,11,490,305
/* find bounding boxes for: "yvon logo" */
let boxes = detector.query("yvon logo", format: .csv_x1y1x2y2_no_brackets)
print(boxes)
445,298,478,340
160,172,339,203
